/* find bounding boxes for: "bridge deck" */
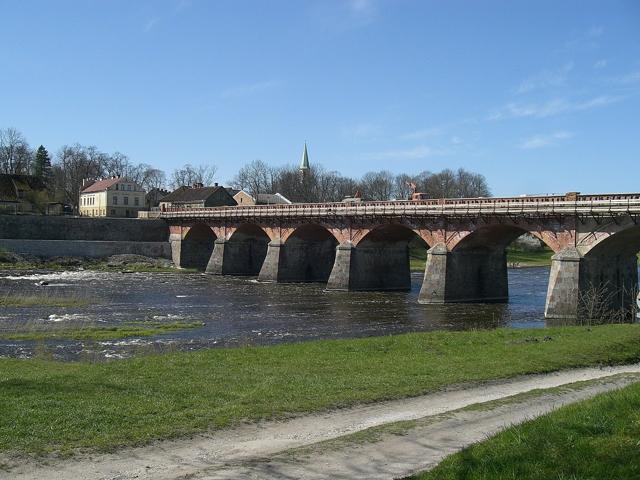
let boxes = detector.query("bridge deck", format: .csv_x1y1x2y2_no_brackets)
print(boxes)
161,194,640,219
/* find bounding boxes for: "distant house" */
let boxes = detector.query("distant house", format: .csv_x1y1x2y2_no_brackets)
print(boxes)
159,183,237,210
0,174,49,214
80,176,146,218
145,188,170,210
233,190,292,206
225,187,240,198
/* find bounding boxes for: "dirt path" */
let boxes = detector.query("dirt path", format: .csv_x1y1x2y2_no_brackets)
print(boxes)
6,364,640,480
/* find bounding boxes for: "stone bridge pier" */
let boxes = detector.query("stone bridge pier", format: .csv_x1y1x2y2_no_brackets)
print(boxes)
207,224,270,276
258,225,338,283
326,225,416,291
418,244,508,303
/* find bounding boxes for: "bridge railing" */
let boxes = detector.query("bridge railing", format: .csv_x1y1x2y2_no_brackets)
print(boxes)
160,194,640,219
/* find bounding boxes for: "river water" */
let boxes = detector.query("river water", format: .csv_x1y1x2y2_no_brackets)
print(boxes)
0,267,553,360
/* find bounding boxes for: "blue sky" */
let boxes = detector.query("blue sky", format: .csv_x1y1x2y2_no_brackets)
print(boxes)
1,0,639,196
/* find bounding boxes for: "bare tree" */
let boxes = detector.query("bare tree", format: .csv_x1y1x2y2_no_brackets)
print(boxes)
232,159,276,196
394,173,416,200
360,170,395,201
170,164,218,189
455,168,490,198
0,127,32,174
54,144,104,208
139,164,167,191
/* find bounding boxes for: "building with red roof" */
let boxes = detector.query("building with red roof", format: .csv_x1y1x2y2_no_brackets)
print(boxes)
79,176,146,217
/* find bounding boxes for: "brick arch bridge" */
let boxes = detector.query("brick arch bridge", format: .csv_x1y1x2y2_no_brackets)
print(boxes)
162,193,640,319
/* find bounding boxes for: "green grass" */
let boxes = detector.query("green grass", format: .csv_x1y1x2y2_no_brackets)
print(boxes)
409,379,640,480
1,325,640,456
0,321,203,341
409,247,554,271
0,294,90,308
506,248,553,267
410,247,427,271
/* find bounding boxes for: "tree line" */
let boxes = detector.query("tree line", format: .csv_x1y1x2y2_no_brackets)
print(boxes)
1,127,490,209
231,160,490,202
0,128,216,208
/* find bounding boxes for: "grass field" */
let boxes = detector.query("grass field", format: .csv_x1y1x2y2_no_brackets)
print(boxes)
505,248,554,267
409,247,553,271
409,380,640,480
0,293,90,308
0,325,639,456
0,321,203,341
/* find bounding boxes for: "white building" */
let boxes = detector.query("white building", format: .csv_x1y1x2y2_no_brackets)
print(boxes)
79,176,146,217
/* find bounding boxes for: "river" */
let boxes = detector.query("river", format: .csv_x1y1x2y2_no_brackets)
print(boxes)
0,267,554,360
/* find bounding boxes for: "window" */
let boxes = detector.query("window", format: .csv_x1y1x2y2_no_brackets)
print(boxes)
124,196,129,205
113,196,118,205
134,197,139,206
128,185,132,191
111,209,116,215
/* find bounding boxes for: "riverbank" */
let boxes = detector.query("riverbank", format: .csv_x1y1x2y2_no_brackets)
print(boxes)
6,365,639,479
411,376,640,480
0,251,188,273
1,324,639,456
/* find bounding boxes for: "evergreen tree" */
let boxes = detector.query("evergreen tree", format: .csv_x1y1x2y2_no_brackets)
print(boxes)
33,145,52,184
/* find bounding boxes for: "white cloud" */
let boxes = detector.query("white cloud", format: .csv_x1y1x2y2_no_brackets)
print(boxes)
220,80,281,99
520,131,573,150
144,17,159,32
342,122,382,139
563,26,604,52
594,59,608,69
610,71,640,85
399,127,443,140
348,0,375,16
176,0,191,12
365,145,443,161
488,95,623,120
588,26,604,38
515,62,573,94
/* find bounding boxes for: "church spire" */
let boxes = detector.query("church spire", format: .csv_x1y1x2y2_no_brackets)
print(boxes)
299,142,310,175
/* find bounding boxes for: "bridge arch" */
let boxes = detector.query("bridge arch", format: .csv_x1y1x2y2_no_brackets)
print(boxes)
180,224,216,271
356,223,425,246
274,224,339,283
451,224,554,253
216,224,271,276
329,223,429,291
579,223,640,317
420,223,555,305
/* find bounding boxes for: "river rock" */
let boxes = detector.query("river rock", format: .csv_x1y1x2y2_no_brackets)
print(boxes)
47,256,85,266
0,250,26,263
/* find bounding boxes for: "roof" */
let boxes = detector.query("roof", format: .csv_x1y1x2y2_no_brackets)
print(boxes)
226,187,240,197
160,185,232,203
255,193,292,205
0,174,48,202
82,177,126,193
146,188,169,196
300,143,310,170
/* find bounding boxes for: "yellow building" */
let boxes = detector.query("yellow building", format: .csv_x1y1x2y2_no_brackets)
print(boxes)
79,177,146,217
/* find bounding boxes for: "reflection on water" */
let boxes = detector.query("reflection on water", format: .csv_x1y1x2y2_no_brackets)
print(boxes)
0,268,551,360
